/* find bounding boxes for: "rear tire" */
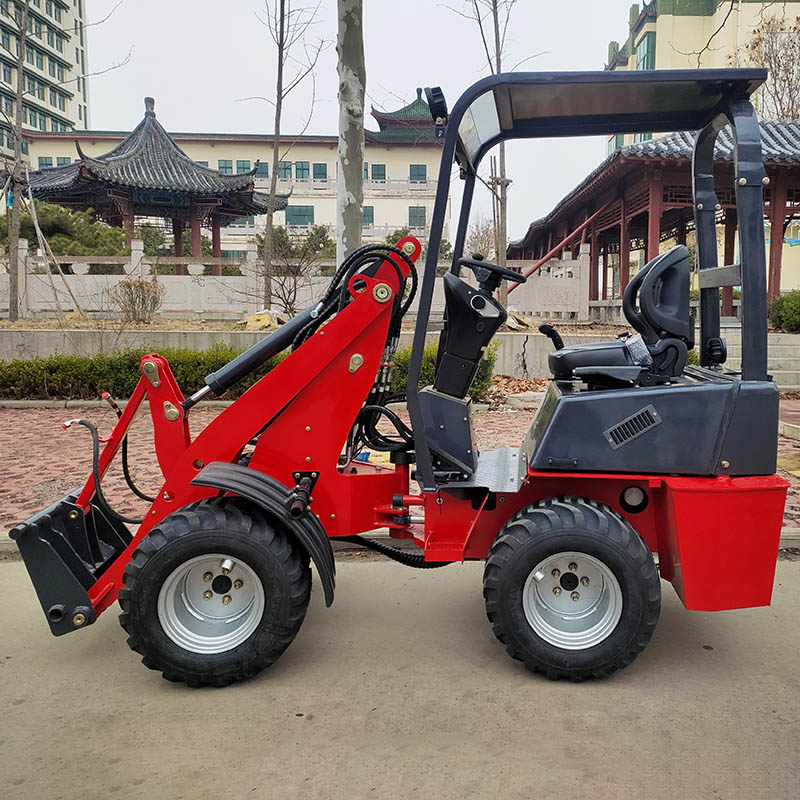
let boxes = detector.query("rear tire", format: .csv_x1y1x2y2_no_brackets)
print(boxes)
483,497,660,680
119,499,310,687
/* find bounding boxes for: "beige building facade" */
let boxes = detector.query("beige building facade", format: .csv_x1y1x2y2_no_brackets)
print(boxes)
0,0,91,156
25,91,449,256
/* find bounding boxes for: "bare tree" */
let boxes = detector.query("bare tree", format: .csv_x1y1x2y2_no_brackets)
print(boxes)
335,0,365,263
444,1,536,303
741,14,800,119
6,0,31,321
466,214,496,261
256,1,325,309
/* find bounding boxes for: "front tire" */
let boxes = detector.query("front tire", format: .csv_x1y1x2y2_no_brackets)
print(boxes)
119,499,311,687
483,497,660,680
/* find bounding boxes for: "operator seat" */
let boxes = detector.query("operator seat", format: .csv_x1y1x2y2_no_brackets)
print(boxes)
548,245,694,387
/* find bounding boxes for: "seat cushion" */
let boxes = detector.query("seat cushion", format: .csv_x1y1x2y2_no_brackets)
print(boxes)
548,334,652,380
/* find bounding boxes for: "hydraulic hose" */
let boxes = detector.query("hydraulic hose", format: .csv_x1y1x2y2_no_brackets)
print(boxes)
339,535,452,569
65,418,144,525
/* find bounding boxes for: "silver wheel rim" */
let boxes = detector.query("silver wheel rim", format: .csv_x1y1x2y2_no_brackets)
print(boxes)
157,553,265,655
522,551,623,650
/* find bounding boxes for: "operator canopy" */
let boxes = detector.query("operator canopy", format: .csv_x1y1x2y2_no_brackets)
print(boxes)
443,69,766,170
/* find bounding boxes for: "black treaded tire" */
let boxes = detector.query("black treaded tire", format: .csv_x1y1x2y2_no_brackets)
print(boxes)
483,497,660,681
118,499,311,687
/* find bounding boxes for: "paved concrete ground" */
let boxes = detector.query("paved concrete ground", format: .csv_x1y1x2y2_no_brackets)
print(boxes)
1,559,798,800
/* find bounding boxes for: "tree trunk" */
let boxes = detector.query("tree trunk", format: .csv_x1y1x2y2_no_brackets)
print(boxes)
262,0,287,310
8,1,30,321
336,0,365,264
491,1,510,306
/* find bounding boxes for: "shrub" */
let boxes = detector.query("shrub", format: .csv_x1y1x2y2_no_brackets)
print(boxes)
0,343,283,400
686,348,699,366
770,293,787,330
110,278,166,323
390,341,496,403
772,291,800,332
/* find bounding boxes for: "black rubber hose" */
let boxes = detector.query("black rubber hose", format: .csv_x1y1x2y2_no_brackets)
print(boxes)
339,535,452,568
71,419,144,525
121,436,156,503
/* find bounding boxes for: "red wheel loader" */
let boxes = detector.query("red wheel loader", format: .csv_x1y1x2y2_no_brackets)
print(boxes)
11,70,788,686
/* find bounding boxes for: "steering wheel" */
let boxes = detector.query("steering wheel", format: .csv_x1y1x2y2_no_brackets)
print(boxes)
458,253,527,293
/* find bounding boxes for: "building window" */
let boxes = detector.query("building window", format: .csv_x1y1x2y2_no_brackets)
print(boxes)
35,51,43,69
230,215,255,227
285,205,314,226
56,64,63,81
55,35,62,53
48,58,54,77
38,156,52,168
2,64,10,83
255,161,268,177
295,161,309,179
47,28,54,47
362,205,374,227
38,114,46,131
312,162,327,180
218,159,233,174
26,48,34,65
78,104,82,119
278,160,292,179
236,159,251,173
56,156,69,166
633,132,652,143
1,30,9,50
50,88,56,105
363,161,368,179
607,134,625,155
195,160,208,167
409,164,427,182
408,206,426,228
57,94,64,111
635,31,655,71
371,163,386,181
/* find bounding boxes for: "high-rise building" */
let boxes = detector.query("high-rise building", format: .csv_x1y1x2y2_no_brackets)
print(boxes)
0,0,90,157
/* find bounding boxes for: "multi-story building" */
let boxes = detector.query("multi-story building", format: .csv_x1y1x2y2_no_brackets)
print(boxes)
605,1,800,153
0,0,90,157
25,89,449,256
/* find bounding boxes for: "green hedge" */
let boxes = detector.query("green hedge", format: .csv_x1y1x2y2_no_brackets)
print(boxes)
0,343,283,400
770,291,800,333
0,340,497,402
391,341,496,403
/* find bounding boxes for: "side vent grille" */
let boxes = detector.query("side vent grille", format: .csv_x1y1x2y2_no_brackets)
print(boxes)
603,405,661,450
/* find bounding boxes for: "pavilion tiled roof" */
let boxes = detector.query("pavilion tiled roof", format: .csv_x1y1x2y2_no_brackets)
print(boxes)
25,97,287,208
508,120,800,253
366,88,438,144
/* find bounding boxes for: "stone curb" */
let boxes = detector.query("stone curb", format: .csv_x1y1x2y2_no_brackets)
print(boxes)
778,420,800,442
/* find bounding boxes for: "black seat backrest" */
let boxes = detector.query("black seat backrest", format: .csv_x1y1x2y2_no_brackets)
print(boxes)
622,245,692,346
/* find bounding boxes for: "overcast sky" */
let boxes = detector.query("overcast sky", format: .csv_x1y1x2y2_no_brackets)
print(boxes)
85,0,639,243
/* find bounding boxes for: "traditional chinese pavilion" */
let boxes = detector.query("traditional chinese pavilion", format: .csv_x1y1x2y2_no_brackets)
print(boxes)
23,97,288,275
366,88,438,144
507,121,800,308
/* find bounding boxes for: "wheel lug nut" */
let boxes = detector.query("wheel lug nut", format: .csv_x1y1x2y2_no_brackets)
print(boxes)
233,579,243,589
203,572,213,582
222,595,232,605
571,591,580,601
221,559,234,576
568,562,578,573
553,587,562,596
580,576,590,587
551,569,561,579
203,590,212,600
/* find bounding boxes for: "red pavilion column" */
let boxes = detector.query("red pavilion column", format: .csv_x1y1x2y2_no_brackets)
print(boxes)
722,209,737,316
589,225,598,301
647,171,663,262
211,215,222,276
191,215,203,259
602,246,609,301
173,218,185,276
619,197,630,293
768,174,787,302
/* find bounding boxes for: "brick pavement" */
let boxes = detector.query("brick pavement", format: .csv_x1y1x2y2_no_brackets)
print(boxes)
1,405,797,533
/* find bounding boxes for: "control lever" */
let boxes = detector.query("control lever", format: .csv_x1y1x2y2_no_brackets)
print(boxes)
539,323,564,351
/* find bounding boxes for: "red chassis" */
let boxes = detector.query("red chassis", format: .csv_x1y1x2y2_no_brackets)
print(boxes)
58,237,785,621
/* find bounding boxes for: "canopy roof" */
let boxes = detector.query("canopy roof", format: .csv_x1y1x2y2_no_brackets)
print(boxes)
23,97,287,223
451,69,767,169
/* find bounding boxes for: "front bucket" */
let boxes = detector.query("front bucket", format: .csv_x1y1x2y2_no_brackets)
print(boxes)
9,494,131,635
